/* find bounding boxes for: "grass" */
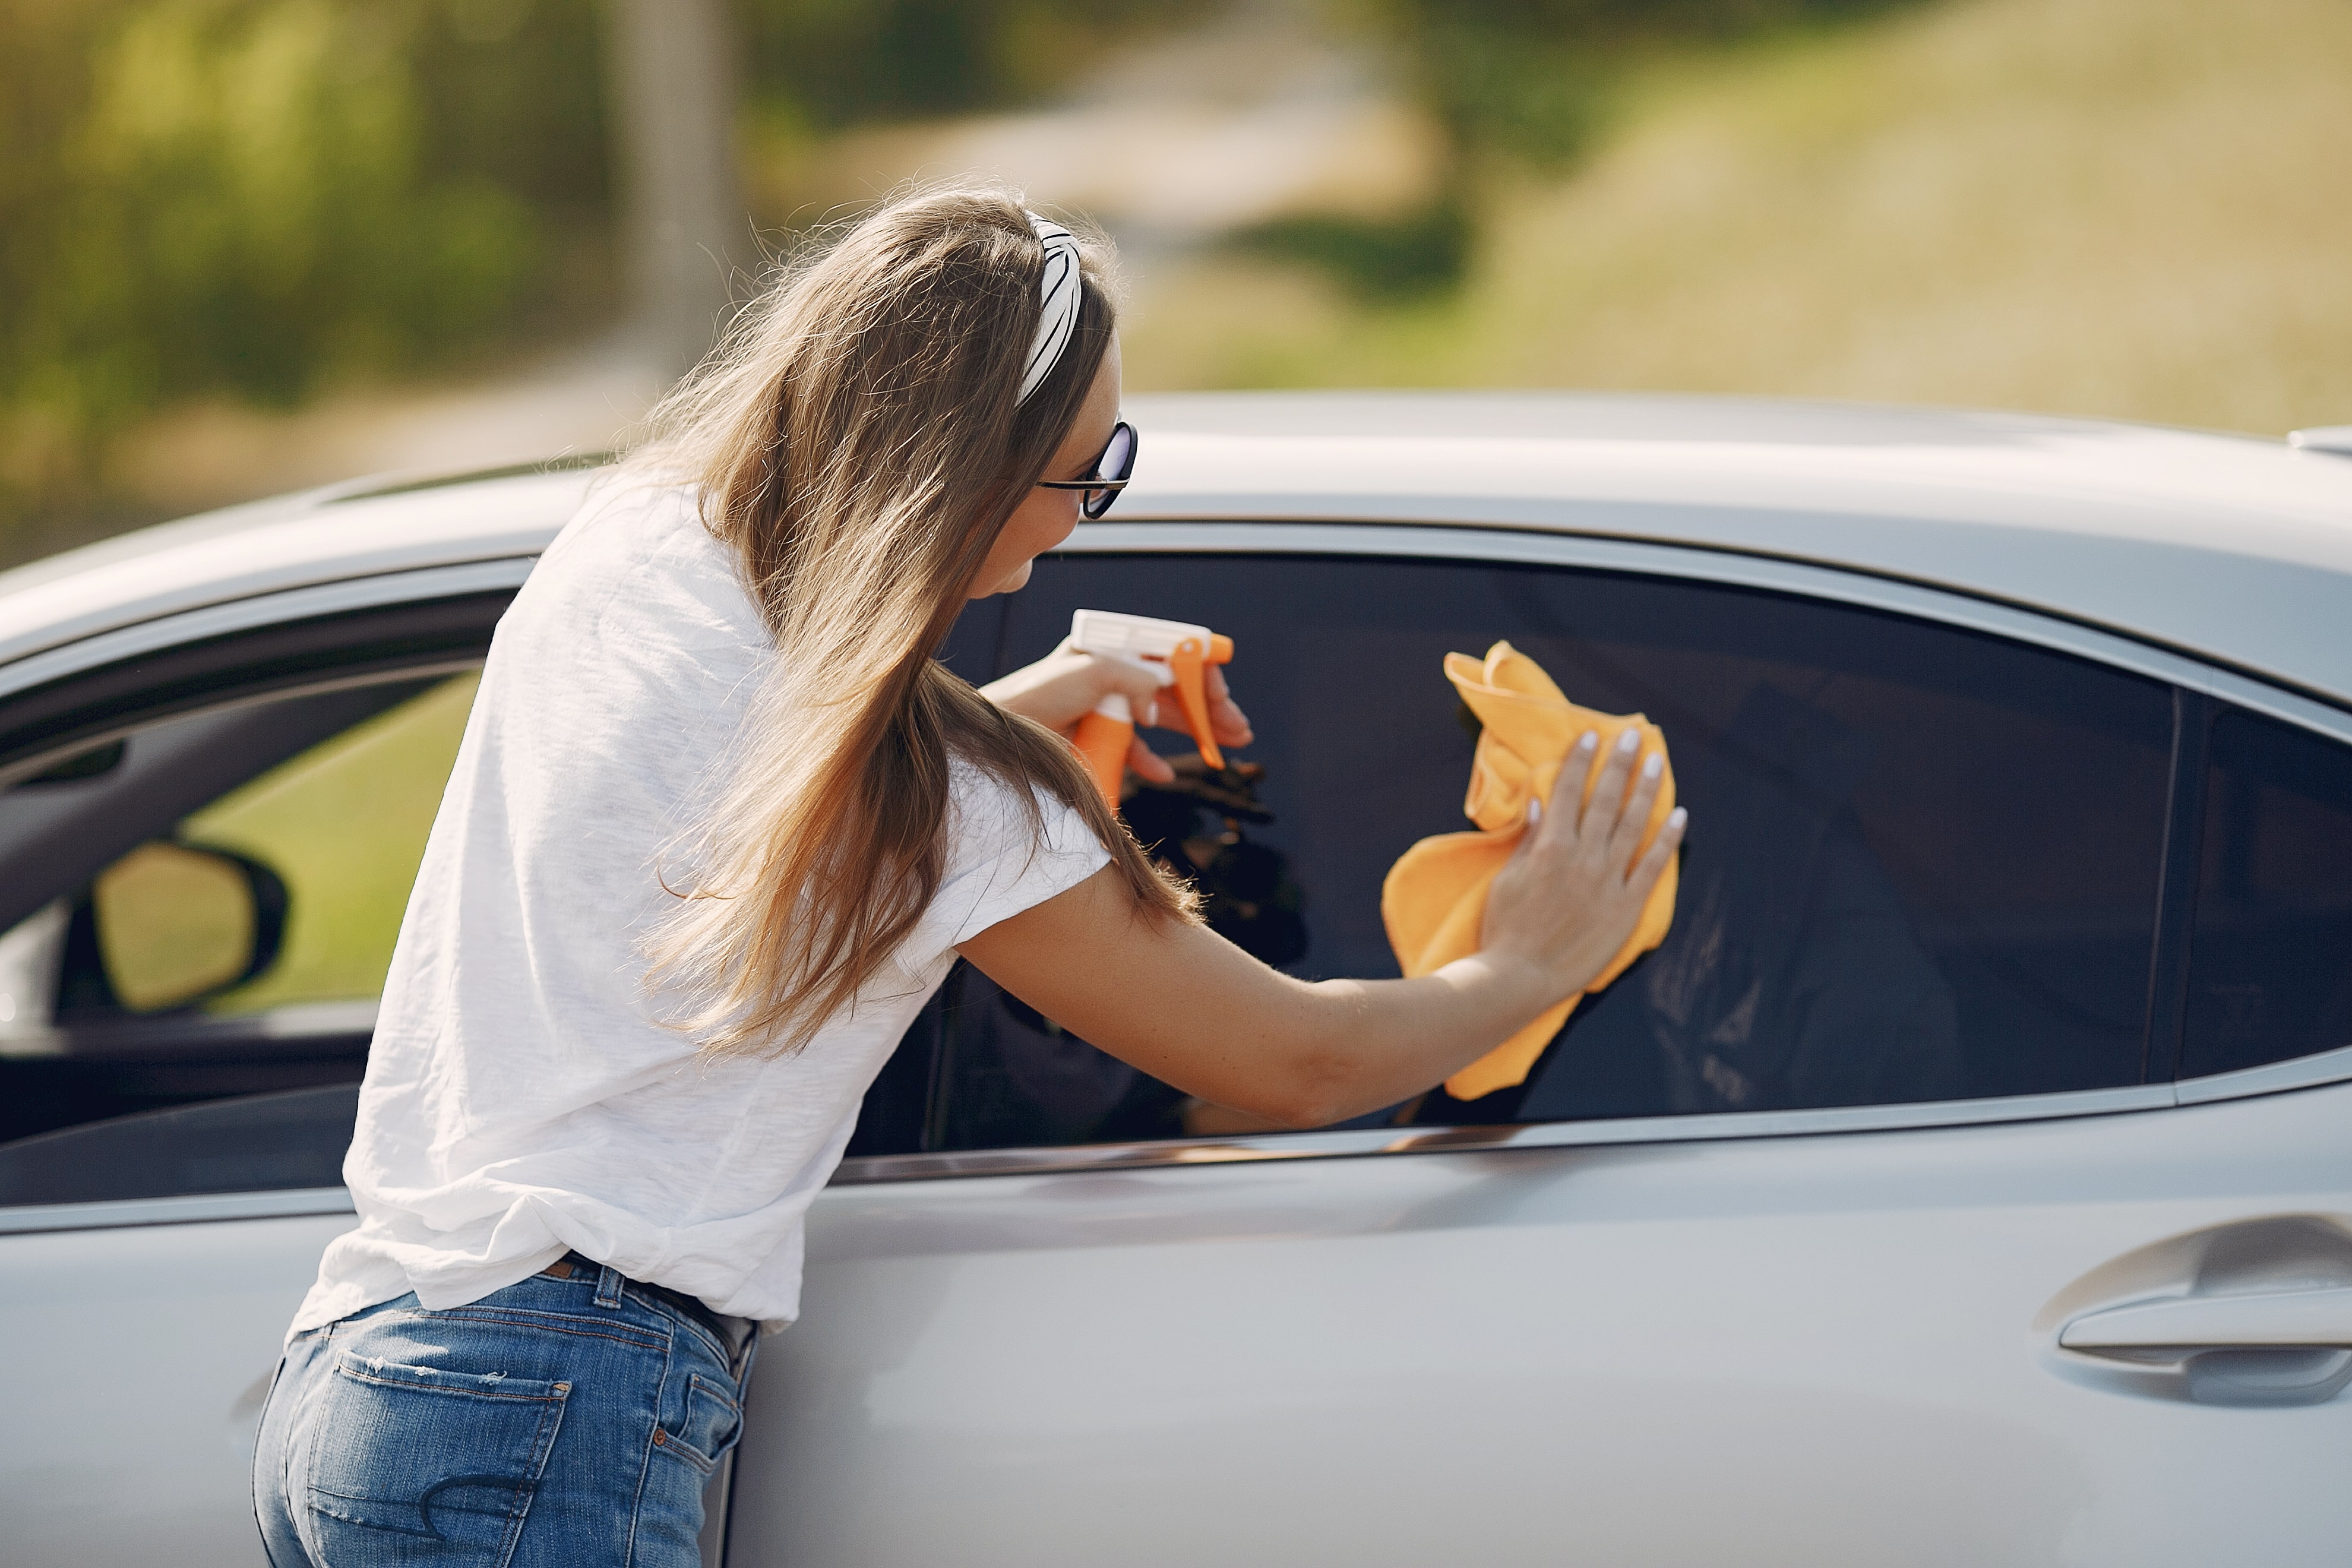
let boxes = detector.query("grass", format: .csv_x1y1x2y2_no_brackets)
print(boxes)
1125,0,2352,436
170,674,480,1014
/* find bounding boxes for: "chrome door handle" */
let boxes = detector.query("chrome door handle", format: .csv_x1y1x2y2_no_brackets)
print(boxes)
2061,1285,2352,1352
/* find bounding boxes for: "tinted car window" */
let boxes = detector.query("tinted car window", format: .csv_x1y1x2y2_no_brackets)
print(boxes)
2179,706,2352,1079
907,553,2174,1148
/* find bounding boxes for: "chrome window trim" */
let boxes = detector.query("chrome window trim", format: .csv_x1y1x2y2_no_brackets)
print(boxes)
834,1052,2352,1187
2175,1041,2352,1105
831,1084,2166,1186
1066,521,2352,748
0,1185,355,1236
0,558,536,707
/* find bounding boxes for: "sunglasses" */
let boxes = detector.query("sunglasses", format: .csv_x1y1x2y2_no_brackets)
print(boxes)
1033,420,1137,520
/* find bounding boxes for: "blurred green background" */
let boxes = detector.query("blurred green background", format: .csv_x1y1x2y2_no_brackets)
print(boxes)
4,0,2347,569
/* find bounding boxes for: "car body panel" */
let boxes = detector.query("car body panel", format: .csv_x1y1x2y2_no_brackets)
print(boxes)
0,1210,354,1567
735,1078,2352,1568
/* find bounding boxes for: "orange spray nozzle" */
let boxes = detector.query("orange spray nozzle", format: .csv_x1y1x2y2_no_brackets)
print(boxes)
1068,610,1237,799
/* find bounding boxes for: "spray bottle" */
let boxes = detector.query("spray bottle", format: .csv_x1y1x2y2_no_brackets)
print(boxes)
1067,609,1236,810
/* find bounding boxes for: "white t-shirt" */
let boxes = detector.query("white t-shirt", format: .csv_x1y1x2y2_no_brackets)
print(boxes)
290,480,1108,1337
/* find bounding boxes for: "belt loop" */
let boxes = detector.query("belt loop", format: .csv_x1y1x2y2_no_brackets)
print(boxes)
595,1263,626,1308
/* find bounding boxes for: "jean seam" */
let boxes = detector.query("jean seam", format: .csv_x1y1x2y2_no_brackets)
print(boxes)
290,1321,336,1567
652,1374,738,1474
618,1332,675,1568
385,1307,667,1354
333,1367,569,1402
494,1382,570,1567
628,1287,735,1368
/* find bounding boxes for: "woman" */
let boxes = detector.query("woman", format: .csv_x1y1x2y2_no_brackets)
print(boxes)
251,186,1684,1567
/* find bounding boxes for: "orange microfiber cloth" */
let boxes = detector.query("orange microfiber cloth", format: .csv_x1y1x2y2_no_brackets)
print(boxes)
1382,641,1680,1101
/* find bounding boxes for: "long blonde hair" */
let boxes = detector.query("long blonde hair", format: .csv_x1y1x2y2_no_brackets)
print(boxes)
636,185,1197,1056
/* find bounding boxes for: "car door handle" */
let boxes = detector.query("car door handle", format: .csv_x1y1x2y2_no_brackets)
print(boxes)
2060,1285,2352,1352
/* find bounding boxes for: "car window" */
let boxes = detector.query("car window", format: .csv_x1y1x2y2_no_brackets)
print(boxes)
897,552,2176,1150
176,672,478,1014
0,671,478,1194
2179,706,2352,1080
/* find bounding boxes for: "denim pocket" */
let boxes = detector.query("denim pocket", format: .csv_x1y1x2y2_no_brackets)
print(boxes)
307,1354,570,1565
652,1372,741,1475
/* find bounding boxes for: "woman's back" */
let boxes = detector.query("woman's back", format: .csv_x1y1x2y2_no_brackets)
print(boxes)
299,481,1107,1332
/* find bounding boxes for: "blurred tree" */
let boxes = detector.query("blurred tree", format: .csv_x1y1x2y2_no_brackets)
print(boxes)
735,0,1181,131
1348,0,1913,166
1224,0,1920,302
606,0,742,371
0,0,610,513
0,0,1188,541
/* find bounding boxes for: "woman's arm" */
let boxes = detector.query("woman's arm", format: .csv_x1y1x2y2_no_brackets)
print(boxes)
958,728,1686,1127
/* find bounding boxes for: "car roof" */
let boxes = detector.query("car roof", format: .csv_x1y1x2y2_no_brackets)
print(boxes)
4,391,2348,703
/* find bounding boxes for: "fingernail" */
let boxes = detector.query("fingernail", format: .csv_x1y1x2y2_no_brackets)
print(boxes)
1669,807,1688,828
1526,799,1543,825
1616,729,1640,754
1642,753,1663,779
1576,731,1598,751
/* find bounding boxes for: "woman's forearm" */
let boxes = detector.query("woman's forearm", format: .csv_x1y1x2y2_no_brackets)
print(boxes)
959,867,1561,1127
1248,959,1560,1125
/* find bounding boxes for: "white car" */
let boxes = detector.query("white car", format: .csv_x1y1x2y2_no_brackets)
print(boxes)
3,393,2350,1567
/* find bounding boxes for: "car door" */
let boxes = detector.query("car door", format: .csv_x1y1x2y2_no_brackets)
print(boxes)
725,526,2352,1567
0,581,511,1568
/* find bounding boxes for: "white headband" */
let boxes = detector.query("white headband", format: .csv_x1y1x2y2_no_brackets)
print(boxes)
1018,211,1083,406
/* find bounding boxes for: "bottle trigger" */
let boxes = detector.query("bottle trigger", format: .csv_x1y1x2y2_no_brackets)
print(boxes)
1169,638,1224,769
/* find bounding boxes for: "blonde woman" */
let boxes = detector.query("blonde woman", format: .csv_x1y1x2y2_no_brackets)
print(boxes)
250,186,1684,1568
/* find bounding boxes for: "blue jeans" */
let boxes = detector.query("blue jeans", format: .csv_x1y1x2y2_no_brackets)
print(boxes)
252,1262,757,1567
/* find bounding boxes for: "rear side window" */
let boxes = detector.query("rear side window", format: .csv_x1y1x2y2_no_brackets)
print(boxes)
2180,707,2352,1079
909,553,2176,1147
0,672,475,1195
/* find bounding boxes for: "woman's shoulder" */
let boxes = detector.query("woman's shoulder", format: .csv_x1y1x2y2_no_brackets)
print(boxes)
941,755,1101,872
516,476,766,654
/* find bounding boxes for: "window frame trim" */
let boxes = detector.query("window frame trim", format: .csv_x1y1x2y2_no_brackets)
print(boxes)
0,559,535,713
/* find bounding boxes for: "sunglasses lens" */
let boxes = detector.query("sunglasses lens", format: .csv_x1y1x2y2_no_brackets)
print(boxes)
1083,423,1136,519
1101,423,1136,482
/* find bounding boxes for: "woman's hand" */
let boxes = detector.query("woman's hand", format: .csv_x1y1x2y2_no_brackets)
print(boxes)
980,641,1253,785
1479,728,1687,998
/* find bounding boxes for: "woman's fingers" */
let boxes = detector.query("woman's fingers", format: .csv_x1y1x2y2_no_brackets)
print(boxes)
1575,728,1643,841
1625,807,1689,896
1607,748,1667,871
1541,732,1599,848
1203,663,1254,748
1126,734,1176,785
1097,654,1167,713
981,647,1161,734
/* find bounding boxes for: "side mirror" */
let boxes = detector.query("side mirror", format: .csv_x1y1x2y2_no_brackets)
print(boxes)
76,840,290,1014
